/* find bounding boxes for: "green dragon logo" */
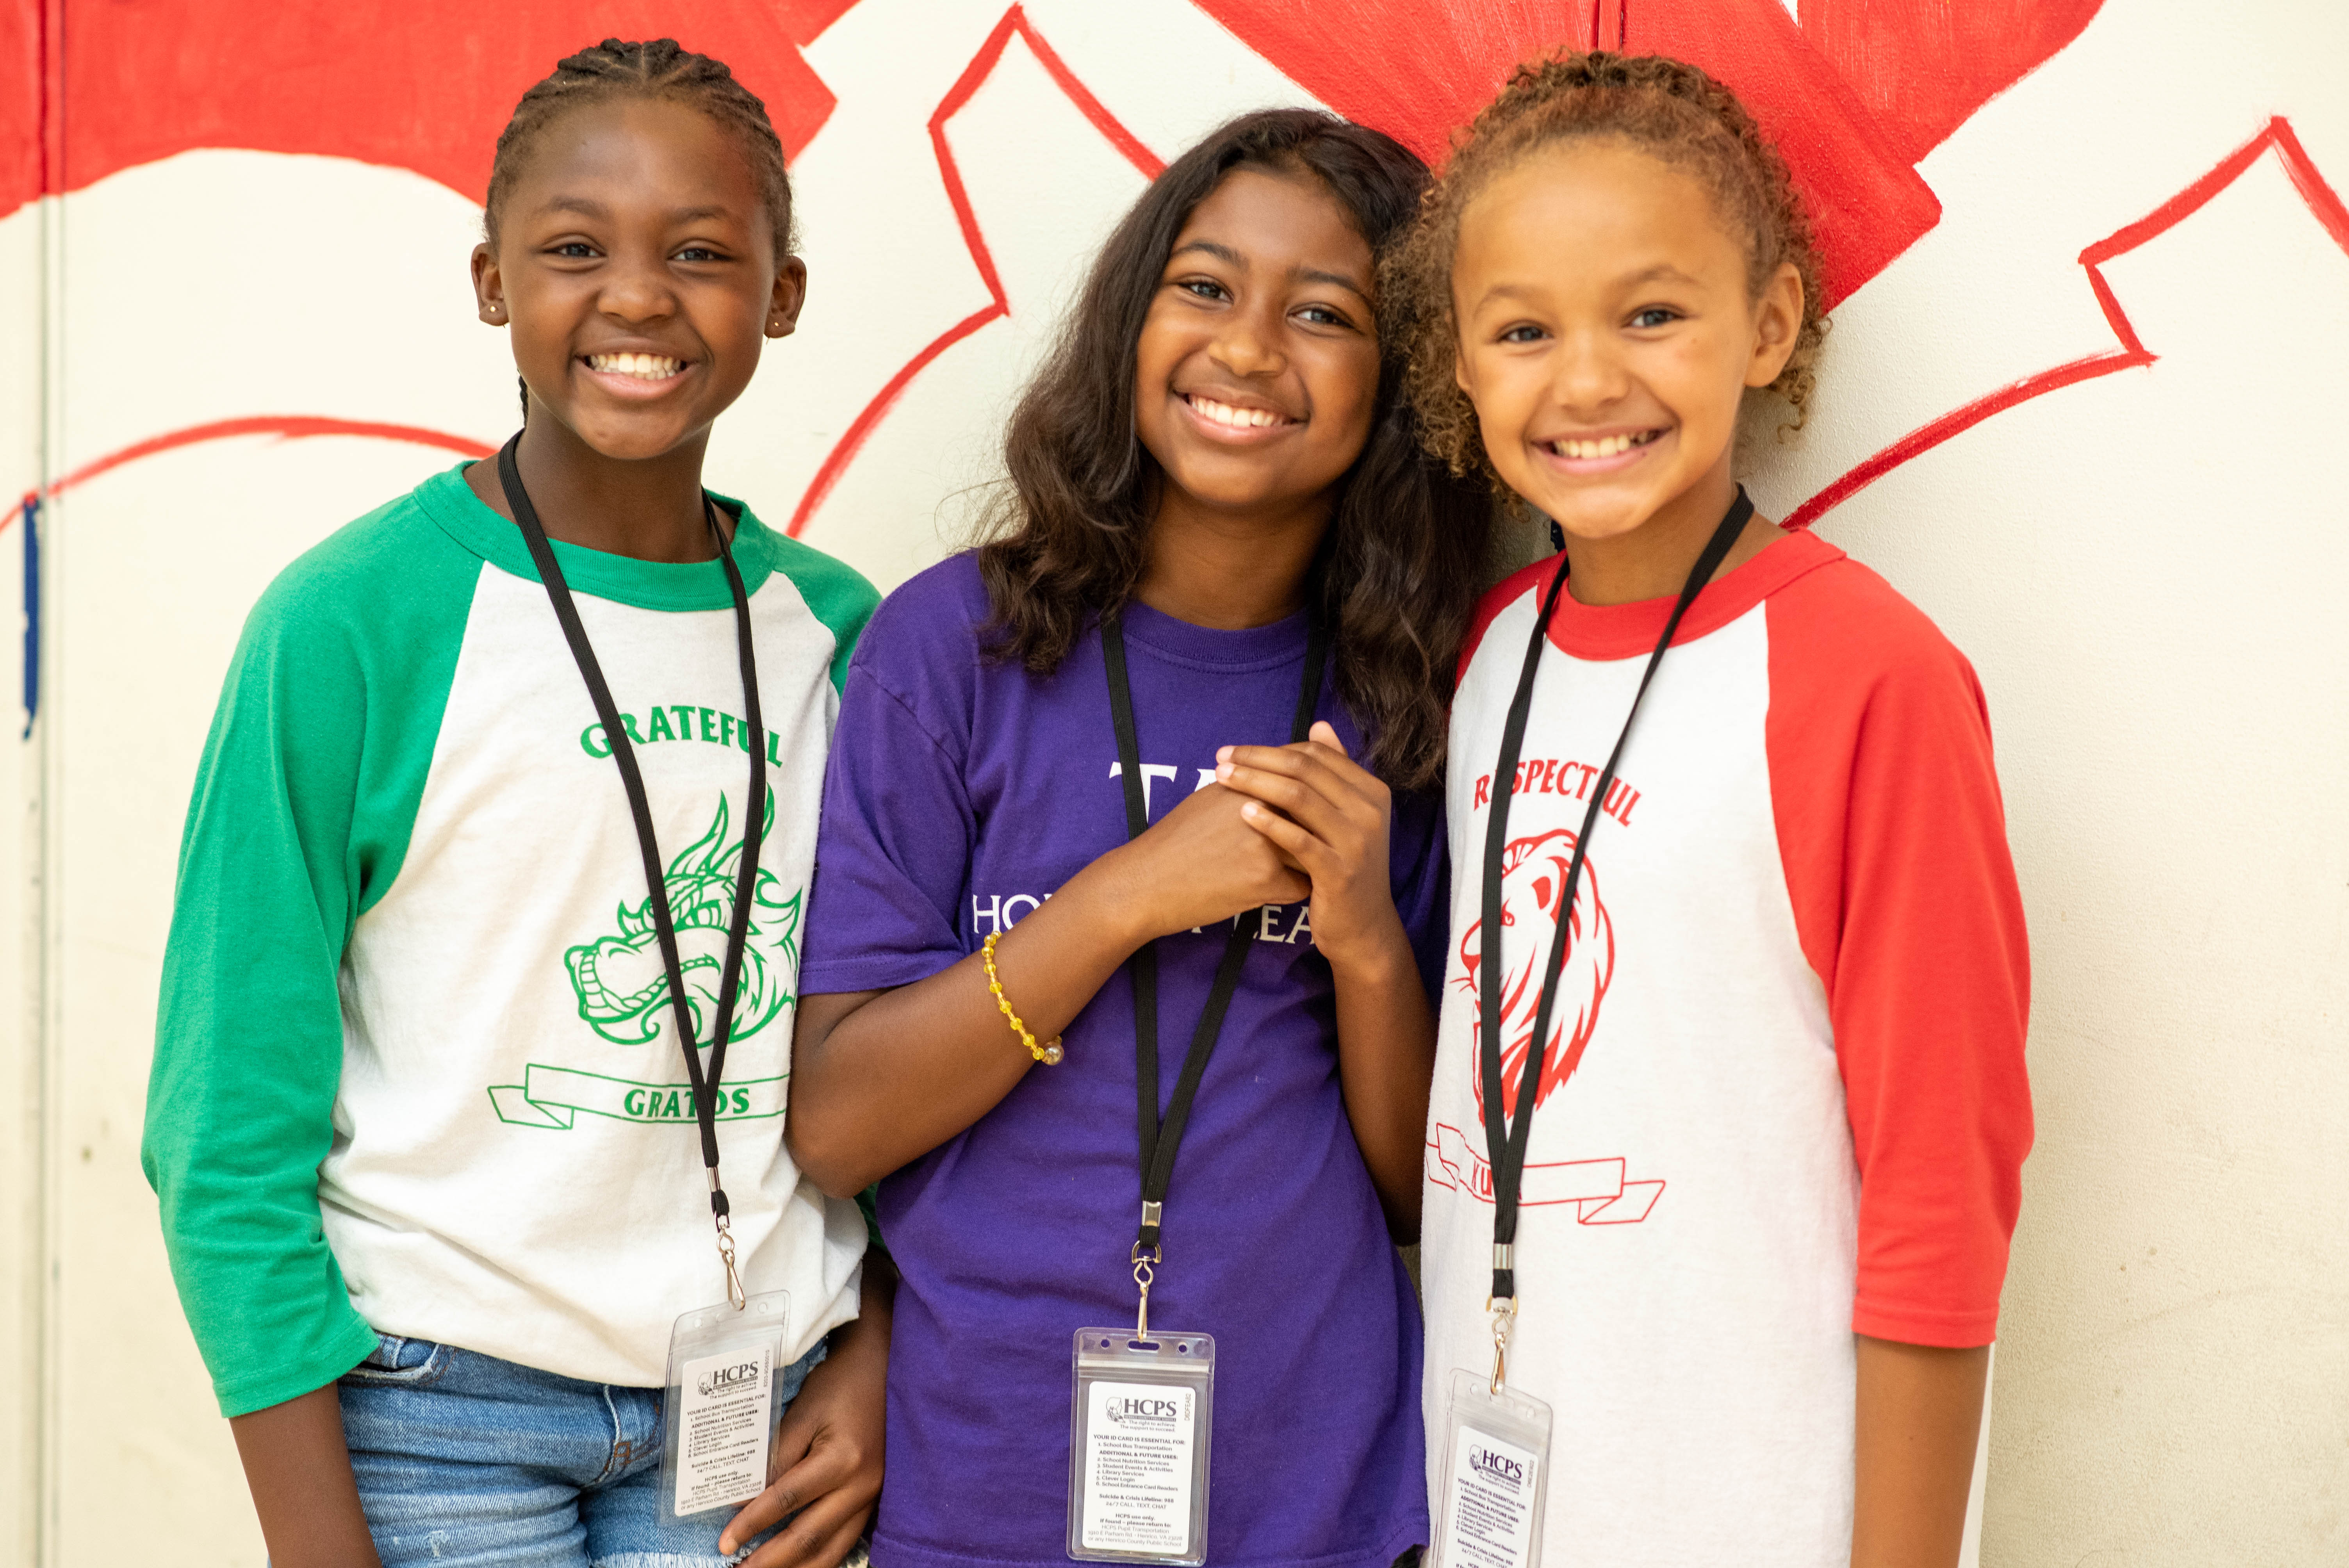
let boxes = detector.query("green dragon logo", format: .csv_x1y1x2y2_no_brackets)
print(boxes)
565,793,801,1048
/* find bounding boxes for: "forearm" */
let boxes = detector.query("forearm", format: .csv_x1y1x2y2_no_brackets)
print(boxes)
230,1384,381,1568
1851,1335,1990,1568
726,1247,897,1563
790,853,1152,1194
1329,919,1436,1238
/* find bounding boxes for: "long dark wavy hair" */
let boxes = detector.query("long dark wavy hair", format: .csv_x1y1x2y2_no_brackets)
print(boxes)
975,109,1491,793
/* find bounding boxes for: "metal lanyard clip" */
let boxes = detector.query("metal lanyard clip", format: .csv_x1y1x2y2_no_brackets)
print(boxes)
711,1166,747,1310
1132,1243,1161,1340
1488,1295,1517,1395
1132,1206,1163,1341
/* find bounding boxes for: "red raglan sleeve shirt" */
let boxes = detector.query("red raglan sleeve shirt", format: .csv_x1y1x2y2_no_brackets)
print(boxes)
1764,557,2034,1347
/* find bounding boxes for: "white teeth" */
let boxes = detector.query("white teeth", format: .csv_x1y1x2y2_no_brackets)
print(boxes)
1555,431,1654,460
588,353,684,380
1189,395,1288,429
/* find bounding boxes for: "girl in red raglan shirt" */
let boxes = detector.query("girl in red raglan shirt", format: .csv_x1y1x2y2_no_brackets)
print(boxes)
1388,53,2032,1568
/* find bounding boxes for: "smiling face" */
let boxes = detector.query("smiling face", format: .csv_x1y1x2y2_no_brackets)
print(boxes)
1132,164,1381,526
472,96,805,462
1451,138,1800,545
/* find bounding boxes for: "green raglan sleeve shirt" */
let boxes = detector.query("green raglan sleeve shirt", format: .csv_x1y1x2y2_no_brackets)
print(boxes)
148,469,883,1417
143,494,481,1416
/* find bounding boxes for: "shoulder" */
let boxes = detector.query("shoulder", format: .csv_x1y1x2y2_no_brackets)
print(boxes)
848,552,997,678
1456,555,1563,681
1764,541,1987,720
828,553,1002,748
731,513,881,691
740,515,880,643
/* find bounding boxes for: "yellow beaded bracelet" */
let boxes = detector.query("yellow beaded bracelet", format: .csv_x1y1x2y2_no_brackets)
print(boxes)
982,932,1064,1065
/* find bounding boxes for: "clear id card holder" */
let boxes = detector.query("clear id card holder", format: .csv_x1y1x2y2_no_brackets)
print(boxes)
658,1289,792,1526
1430,1368,1554,1568
1067,1327,1215,1565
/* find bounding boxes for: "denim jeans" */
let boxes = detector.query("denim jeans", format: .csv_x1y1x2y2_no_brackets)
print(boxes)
339,1333,826,1567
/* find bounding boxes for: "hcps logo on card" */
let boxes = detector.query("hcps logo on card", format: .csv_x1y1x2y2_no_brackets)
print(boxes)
1469,1445,1528,1492
696,1360,765,1398
1105,1393,1189,1429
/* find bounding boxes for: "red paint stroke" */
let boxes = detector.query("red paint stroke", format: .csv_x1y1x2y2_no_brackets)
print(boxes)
1194,0,1943,304
1,0,49,216
1788,118,2349,529
1191,0,1590,167
1596,0,1627,50
5,1,855,221
1800,0,2103,167
777,0,864,46
786,6,1163,537
6,415,492,529
1623,0,1940,305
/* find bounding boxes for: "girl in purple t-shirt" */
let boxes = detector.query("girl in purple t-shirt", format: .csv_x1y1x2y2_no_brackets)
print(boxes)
788,110,1490,1568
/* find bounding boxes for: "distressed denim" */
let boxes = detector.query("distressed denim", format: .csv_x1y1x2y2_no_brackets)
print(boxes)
339,1333,825,1567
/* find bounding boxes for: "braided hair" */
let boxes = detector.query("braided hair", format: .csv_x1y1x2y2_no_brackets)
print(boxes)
485,38,795,260
1384,51,1827,486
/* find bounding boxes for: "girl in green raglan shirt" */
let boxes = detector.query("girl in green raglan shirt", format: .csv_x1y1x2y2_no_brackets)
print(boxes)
144,41,886,1568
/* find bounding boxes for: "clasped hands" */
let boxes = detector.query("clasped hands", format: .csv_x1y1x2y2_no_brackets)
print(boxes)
1109,720,1405,974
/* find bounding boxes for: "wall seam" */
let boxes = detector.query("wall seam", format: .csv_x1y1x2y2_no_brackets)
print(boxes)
30,0,63,1563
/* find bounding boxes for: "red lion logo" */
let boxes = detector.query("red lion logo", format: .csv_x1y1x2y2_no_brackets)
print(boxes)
1458,828,1616,1119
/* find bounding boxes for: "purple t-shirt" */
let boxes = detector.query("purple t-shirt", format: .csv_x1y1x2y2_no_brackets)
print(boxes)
802,554,1443,1568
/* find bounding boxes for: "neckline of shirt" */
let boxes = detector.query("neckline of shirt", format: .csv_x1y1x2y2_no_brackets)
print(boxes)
417,464,778,613
1114,594,1315,674
1538,526,1845,661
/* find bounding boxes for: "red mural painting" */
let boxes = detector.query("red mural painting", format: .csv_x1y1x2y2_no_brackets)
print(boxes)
8,0,2103,304
14,0,2340,546
1,0,855,219
786,6,1163,535
786,0,2116,535
1796,0,2105,168
1,0,37,220
1192,0,2101,304
35,418,492,502
1787,116,2349,527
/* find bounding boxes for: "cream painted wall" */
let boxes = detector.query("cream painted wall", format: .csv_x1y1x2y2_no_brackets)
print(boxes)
1740,4,2349,1555
0,0,2342,1563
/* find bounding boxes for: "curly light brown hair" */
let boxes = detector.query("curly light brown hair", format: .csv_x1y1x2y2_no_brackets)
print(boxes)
1385,51,1828,485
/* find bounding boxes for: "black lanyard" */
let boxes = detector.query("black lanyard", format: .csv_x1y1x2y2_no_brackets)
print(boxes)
1479,488,1752,1304
497,435,767,1283
1103,609,1329,1269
